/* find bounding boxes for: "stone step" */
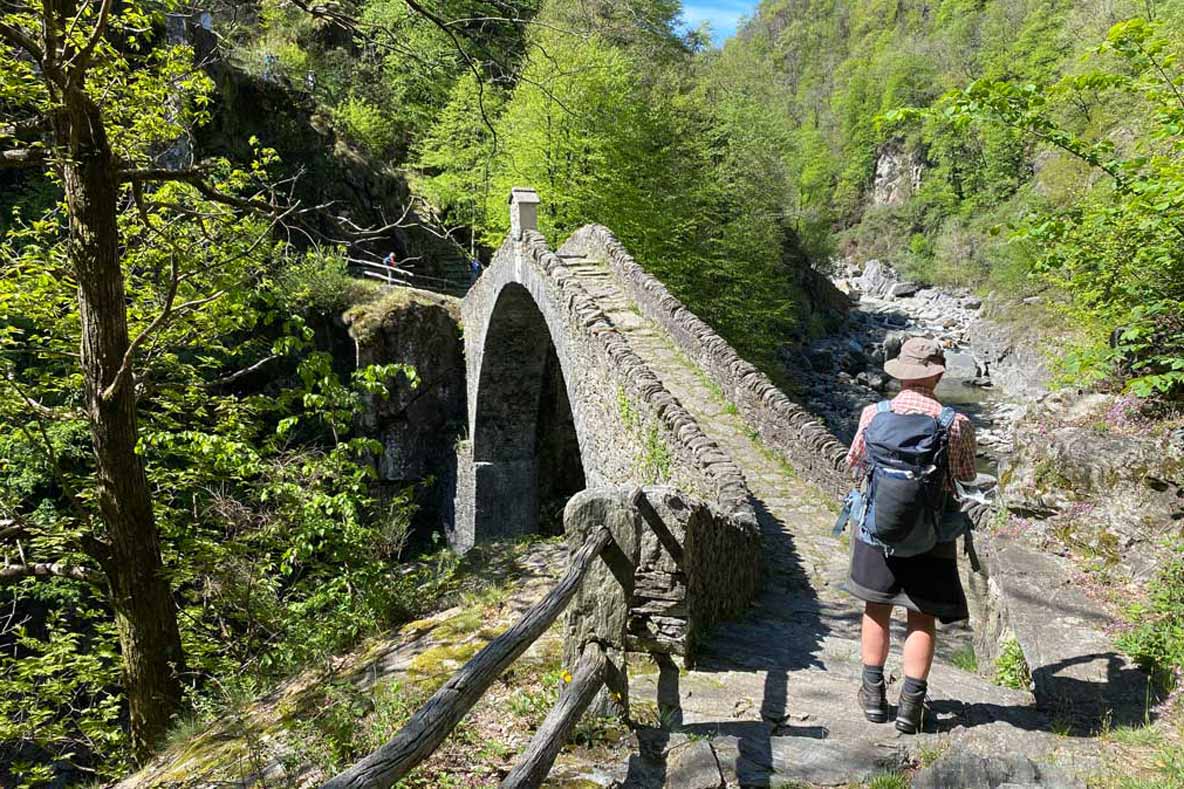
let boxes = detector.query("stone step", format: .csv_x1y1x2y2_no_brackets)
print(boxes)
983,538,1153,731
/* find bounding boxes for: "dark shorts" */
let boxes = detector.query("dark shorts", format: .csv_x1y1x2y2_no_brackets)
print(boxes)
847,536,969,624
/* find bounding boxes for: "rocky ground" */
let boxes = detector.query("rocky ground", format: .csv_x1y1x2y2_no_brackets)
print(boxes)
784,258,1033,461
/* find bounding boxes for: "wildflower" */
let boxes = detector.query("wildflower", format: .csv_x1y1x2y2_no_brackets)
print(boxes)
561,670,573,684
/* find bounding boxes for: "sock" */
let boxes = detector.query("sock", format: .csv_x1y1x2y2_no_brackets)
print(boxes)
902,675,928,696
862,664,885,686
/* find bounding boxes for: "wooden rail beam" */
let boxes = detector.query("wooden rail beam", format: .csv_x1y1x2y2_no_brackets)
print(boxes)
500,642,607,789
321,525,613,789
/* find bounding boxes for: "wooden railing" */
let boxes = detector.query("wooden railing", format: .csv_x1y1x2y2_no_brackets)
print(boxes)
321,525,615,789
348,259,470,297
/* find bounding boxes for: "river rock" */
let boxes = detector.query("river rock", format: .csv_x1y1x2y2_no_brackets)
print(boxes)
891,281,922,298
854,259,897,299
807,348,835,371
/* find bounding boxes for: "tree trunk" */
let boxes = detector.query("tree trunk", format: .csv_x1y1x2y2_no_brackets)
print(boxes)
57,84,185,762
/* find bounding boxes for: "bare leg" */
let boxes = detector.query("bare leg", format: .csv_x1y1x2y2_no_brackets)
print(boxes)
902,610,936,680
861,602,892,667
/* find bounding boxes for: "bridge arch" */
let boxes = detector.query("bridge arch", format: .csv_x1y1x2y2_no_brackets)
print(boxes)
467,279,588,543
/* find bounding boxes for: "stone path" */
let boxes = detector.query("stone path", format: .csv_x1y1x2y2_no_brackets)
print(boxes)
559,253,1100,788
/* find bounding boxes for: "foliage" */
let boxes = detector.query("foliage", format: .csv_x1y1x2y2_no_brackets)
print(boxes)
417,6,822,368
864,771,911,789
1,177,422,777
333,95,402,156
920,17,1184,397
950,642,979,673
0,5,423,774
683,0,1184,395
1116,545,1184,691
994,636,1033,690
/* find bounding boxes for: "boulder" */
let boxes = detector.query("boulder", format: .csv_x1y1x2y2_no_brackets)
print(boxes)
891,281,922,298
967,318,1051,398
854,259,898,299
807,348,835,372
998,396,1184,579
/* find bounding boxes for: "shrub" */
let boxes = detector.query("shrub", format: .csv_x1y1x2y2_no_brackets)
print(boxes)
333,95,401,156
276,249,376,316
1116,546,1184,692
994,636,1032,690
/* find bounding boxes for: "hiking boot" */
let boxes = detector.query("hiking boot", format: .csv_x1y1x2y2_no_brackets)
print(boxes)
895,687,927,734
858,676,888,723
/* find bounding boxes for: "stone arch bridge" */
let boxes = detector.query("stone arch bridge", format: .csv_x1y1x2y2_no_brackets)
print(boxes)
449,187,852,659
452,188,849,555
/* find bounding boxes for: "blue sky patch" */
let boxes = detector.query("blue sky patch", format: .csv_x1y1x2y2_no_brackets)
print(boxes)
680,1,758,45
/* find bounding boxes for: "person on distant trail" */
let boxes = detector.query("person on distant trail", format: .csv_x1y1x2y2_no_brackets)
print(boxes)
469,256,481,286
837,336,976,735
384,252,398,270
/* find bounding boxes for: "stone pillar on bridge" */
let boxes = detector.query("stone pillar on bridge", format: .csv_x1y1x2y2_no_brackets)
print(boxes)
509,187,540,240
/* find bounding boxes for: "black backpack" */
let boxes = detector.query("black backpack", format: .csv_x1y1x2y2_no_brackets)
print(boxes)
835,401,957,557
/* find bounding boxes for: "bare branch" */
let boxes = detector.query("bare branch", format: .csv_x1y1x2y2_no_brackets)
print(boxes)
206,354,282,391
0,519,30,543
403,0,500,149
0,117,52,139
119,168,280,214
0,561,106,587
102,252,179,403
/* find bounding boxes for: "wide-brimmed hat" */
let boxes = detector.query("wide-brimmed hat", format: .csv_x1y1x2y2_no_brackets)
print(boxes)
884,336,946,380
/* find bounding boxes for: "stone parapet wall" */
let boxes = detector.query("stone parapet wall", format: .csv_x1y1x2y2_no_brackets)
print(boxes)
563,487,761,676
563,224,849,498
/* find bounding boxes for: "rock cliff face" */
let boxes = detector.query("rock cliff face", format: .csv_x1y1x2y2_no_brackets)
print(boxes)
175,16,468,283
871,141,924,206
999,392,1184,580
345,289,466,530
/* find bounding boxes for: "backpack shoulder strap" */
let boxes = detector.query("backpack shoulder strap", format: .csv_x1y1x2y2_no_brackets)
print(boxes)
938,406,957,429
876,400,893,414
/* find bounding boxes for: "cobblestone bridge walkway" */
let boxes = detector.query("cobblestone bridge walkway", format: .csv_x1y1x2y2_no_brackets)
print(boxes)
558,251,1095,788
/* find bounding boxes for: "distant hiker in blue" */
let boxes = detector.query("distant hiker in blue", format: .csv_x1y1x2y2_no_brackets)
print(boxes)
835,336,977,735
469,256,481,285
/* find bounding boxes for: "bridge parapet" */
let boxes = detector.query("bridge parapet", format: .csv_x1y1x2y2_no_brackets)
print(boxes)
455,219,754,551
559,224,850,498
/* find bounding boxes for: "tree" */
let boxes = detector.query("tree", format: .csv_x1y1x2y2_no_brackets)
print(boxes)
0,0,199,758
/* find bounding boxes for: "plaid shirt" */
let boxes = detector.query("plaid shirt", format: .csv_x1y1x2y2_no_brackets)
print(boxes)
846,384,977,488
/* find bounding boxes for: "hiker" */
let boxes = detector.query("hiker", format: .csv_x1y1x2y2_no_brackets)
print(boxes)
469,256,481,285
839,336,976,735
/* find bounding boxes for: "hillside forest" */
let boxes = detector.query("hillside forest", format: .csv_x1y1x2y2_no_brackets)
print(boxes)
1,0,1183,784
